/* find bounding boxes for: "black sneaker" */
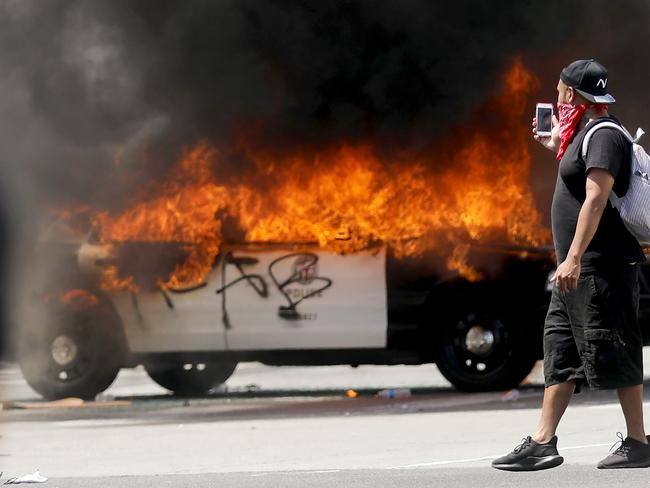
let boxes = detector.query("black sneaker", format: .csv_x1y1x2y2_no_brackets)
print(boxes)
597,432,650,469
492,435,564,471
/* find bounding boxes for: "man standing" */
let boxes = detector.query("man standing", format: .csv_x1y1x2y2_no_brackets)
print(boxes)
492,59,648,471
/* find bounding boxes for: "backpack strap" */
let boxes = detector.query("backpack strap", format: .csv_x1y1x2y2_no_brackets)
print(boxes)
581,121,636,159
580,121,644,210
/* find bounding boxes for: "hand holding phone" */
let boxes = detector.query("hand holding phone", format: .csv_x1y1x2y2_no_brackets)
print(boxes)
533,103,560,153
535,103,553,136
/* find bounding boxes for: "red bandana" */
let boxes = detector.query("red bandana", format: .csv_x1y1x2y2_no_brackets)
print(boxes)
556,103,607,160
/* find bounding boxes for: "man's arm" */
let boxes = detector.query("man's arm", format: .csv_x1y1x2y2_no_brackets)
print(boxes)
552,168,614,292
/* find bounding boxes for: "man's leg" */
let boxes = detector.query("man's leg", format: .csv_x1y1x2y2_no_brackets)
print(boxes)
617,384,647,444
596,383,650,468
491,381,570,471
491,289,574,471
590,267,650,468
532,380,575,443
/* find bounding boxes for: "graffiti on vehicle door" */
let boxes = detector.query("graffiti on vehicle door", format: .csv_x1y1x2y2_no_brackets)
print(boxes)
215,252,332,326
269,253,333,319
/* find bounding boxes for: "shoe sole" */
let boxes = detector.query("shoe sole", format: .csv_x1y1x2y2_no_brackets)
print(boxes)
492,455,564,472
597,458,650,469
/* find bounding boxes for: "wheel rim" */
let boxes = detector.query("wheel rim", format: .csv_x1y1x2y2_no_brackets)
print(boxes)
182,363,207,372
464,326,495,356
42,323,94,384
444,313,511,377
51,335,78,366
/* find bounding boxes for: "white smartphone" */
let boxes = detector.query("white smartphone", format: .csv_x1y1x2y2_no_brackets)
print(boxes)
535,103,554,137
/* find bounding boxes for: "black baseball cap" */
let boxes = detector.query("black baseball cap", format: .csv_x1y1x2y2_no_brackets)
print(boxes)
560,59,615,104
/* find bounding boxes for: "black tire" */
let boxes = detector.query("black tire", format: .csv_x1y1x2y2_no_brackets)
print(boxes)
18,296,125,400
435,309,538,392
144,359,238,396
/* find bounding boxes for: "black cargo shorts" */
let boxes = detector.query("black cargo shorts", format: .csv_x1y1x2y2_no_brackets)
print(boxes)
543,264,642,391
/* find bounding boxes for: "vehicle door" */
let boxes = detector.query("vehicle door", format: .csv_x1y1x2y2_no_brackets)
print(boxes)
219,244,388,350
107,267,227,354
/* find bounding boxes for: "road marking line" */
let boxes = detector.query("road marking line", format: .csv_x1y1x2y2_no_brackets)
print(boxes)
561,442,610,451
287,470,342,474
250,469,341,477
584,401,650,410
387,442,611,469
388,455,497,468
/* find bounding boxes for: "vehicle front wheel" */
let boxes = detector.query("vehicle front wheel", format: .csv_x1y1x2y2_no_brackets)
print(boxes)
434,310,538,392
144,359,238,396
19,297,125,400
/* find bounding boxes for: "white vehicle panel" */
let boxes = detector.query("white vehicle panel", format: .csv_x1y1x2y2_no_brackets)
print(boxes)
221,246,387,350
106,244,387,352
111,270,227,353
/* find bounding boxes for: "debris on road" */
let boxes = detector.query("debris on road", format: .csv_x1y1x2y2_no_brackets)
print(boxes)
1,397,131,410
501,389,521,402
375,388,411,399
345,389,358,398
4,469,47,484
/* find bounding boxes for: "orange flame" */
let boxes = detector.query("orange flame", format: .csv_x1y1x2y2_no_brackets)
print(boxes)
93,145,229,289
89,59,549,290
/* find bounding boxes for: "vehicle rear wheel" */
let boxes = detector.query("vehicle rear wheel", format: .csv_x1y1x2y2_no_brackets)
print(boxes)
434,310,538,392
144,359,238,396
18,297,125,400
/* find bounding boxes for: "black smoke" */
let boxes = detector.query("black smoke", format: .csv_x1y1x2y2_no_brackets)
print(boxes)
3,1,650,207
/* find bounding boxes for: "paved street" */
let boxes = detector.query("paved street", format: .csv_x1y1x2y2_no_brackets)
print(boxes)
2,355,650,487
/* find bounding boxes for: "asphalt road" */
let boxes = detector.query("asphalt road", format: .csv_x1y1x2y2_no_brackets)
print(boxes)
44,467,650,488
3,357,650,487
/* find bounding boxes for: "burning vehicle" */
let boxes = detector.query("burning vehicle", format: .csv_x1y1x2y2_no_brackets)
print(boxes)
22,236,547,399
